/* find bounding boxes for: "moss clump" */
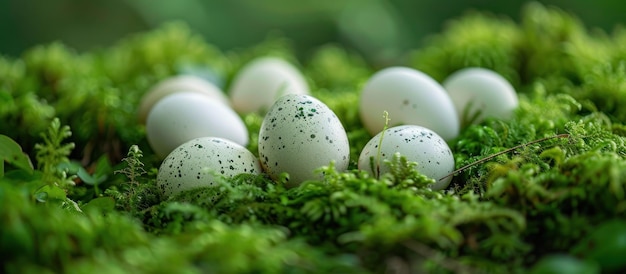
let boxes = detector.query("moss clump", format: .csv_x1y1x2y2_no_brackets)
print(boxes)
2,2,626,273
410,12,522,85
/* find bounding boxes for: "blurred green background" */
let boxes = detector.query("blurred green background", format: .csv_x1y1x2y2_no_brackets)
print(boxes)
1,0,624,64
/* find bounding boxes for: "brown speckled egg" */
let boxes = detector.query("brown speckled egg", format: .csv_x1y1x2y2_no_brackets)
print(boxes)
358,125,455,190
157,137,261,198
258,94,349,187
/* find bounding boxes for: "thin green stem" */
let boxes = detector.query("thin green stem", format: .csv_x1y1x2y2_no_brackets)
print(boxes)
375,111,391,179
439,133,570,181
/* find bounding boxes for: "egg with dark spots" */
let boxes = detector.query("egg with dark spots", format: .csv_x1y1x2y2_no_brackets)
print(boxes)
157,137,261,198
258,94,350,187
358,125,455,190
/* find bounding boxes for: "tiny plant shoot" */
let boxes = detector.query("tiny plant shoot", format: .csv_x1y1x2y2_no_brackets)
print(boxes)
369,110,391,179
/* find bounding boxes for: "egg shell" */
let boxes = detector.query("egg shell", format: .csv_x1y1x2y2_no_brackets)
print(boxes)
229,57,309,114
359,67,460,140
443,67,518,124
358,125,455,190
146,92,248,158
138,75,230,124
258,94,349,187
157,137,262,198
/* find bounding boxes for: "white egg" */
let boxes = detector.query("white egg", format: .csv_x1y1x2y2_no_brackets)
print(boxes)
359,67,459,141
443,67,518,124
146,92,248,158
258,94,349,187
138,75,230,124
157,137,262,198
358,125,455,190
229,57,309,114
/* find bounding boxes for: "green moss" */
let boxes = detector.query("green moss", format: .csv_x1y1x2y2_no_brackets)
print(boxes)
410,11,522,84
517,2,612,83
2,2,626,273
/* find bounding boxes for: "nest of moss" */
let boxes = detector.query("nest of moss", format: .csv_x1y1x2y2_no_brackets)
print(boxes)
1,3,625,273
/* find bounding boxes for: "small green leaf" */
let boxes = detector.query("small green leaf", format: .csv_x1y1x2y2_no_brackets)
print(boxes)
57,161,81,174
77,167,107,186
0,134,34,176
89,155,112,185
58,160,108,186
34,191,48,203
529,254,599,274
94,155,112,177
34,184,67,203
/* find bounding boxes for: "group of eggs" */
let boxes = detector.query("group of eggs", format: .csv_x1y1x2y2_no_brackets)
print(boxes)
139,57,518,198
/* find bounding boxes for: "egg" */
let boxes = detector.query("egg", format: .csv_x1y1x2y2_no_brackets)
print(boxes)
443,67,518,124
229,57,310,114
359,67,460,140
358,125,455,190
157,137,262,198
258,94,350,187
146,92,248,158
138,75,230,124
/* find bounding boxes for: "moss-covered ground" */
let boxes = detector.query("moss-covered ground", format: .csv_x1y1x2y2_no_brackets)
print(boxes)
1,3,625,273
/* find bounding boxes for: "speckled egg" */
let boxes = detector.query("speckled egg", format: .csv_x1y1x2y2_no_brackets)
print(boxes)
359,67,459,140
157,137,261,198
138,75,230,124
443,67,518,124
146,92,249,158
229,57,309,114
258,94,349,187
358,125,455,190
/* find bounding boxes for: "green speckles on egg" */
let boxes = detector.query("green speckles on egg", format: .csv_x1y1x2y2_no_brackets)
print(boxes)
258,94,350,187
358,125,455,190
157,137,262,198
